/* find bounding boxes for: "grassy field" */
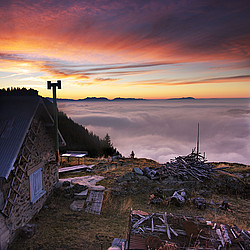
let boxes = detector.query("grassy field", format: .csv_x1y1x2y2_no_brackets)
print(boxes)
10,157,250,249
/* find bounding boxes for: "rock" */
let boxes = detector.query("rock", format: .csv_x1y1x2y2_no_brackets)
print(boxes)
219,200,229,210
171,189,186,206
198,190,211,197
193,197,206,210
72,184,88,193
62,181,71,187
150,197,164,205
137,175,149,182
143,167,158,179
54,180,63,189
63,188,74,198
70,200,85,211
0,191,4,210
64,193,73,199
162,188,175,197
111,186,128,196
74,189,89,200
89,186,105,191
133,167,143,175
19,224,37,239
116,172,136,182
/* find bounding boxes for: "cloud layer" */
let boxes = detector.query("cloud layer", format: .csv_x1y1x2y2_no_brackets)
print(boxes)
58,98,250,164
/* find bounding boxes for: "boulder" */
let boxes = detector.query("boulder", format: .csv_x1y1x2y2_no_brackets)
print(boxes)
19,224,37,239
111,186,128,196
116,172,136,182
74,189,89,200
72,184,88,193
143,167,158,179
150,197,164,205
70,200,85,211
219,200,229,210
162,188,175,197
133,167,143,175
137,175,150,182
171,189,186,206
62,181,71,187
192,197,206,210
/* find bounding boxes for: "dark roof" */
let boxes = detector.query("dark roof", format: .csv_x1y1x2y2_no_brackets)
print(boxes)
0,96,54,179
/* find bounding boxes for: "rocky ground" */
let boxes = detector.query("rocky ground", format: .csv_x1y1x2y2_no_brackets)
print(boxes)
10,156,250,249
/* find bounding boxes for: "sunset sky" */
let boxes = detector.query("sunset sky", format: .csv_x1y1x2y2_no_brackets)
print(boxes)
0,0,250,99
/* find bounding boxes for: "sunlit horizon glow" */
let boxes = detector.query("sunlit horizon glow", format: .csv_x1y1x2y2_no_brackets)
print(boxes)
0,0,250,99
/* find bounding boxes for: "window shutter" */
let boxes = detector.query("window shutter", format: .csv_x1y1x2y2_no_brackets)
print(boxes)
30,168,46,203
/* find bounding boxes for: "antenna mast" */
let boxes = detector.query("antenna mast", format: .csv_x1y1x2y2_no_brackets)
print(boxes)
47,80,61,163
196,122,200,159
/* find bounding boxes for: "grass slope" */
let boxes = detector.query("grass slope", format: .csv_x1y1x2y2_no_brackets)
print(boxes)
10,158,250,249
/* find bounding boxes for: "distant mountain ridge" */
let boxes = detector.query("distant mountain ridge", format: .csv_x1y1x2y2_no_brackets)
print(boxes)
167,97,195,100
46,97,196,101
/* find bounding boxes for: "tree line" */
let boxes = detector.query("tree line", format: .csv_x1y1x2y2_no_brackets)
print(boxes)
1,87,119,157
0,87,39,96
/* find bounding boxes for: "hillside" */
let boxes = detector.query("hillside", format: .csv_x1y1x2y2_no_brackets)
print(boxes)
10,156,250,249
43,98,119,157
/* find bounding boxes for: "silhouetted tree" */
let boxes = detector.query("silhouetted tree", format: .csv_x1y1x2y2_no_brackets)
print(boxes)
0,87,38,96
130,151,135,158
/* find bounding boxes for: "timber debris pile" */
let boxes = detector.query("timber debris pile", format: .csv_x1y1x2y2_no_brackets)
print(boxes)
144,151,214,182
113,151,248,197
128,210,250,250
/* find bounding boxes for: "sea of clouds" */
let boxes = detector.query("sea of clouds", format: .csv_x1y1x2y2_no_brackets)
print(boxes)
57,98,250,164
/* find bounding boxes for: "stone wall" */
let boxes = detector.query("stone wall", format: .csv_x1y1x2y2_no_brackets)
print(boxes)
0,114,58,248
0,214,9,250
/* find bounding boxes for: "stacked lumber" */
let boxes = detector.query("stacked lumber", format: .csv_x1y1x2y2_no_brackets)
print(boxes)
129,210,250,250
145,152,217,182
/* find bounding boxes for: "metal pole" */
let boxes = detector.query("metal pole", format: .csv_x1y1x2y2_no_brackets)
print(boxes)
197,122,200,159
53,85,59,162
47,80,61,163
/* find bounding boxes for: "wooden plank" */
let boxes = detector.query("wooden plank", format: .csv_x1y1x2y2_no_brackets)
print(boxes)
18,164,26,173
163,212,171,240
11,187,20,195
15,175,22,183
85,190,104,215
216,229,225,247
59,165,94,173
132,215,151,229
220,224,232,245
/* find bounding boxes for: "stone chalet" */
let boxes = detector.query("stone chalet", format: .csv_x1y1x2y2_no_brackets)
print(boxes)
0,96,65,249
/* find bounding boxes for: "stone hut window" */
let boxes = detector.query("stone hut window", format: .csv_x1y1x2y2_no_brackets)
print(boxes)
30,168,46,203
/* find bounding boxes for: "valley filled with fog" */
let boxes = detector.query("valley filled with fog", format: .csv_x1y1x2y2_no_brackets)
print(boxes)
58,98,250,164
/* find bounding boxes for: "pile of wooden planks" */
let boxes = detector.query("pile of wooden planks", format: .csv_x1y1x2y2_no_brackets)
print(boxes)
145,152,217,182
128,210,250,250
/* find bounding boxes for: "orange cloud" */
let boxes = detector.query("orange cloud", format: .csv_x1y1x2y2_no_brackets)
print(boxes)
1,1,250,99
1,1,249,63
129,75,250,86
